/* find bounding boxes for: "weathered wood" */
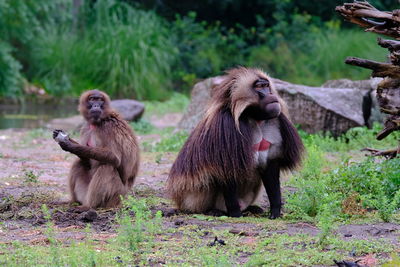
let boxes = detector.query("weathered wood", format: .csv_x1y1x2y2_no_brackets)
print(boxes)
377,115,400,140
336,1,400,39
376,38,400,65
362,147,399,158
338,1,400,148
345,57,400,78
377,38,400,51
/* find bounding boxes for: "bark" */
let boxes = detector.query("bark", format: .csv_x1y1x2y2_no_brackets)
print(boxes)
345,57,400,79
337,1,400,153
336,1,400,39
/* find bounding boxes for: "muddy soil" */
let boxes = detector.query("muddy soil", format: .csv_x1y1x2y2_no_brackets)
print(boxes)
0,117,399,263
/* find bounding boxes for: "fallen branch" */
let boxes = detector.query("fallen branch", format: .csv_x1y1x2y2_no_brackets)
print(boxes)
345,57,400,78
362,147,399,158
336,1,400,39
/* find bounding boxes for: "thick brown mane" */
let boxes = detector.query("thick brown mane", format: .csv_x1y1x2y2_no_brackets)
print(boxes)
169,108,254,193
278,114,304,171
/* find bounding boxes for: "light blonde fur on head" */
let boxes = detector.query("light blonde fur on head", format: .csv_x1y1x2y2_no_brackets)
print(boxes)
205,67,288,131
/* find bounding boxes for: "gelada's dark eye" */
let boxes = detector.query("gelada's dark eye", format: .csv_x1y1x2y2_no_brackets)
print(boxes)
254,80,269,89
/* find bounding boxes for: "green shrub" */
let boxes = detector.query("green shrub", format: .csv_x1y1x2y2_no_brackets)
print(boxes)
0,42,22,97
299,124,399,153
286,155,400,222
248,30,387,85
30,0,177,100
285,144,342,220
0,0,68,97
171,12,246,90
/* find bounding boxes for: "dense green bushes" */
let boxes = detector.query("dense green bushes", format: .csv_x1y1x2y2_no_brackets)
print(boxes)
286,126,400,223
0,42,22,98
0,0,63,98
30,0,177,99
0,0,393,99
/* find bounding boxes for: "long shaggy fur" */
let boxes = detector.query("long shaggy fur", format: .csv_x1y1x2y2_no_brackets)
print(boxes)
167,67,303,212
67,90,139,208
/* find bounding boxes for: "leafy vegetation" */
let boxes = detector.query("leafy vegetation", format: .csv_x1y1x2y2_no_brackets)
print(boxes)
0,0,395,99
286,126,400,223
30,0,176,99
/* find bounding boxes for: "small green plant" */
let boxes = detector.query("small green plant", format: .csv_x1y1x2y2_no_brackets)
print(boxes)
155,153,163,164
23,169,40,184
41,204,61,266
116,196,162,253
316,204,337,247
143,92,189,116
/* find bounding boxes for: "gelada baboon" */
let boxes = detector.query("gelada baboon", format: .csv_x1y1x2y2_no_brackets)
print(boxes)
53,90,139,209
167,67,304,218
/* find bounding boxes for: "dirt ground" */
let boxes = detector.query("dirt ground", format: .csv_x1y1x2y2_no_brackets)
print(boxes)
0,117,399,266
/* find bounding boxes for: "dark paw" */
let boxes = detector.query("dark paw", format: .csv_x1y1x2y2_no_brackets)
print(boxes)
160,208,179,217
205,209,226,217
68,205,91,213
78,209,98,222
228,210,243,217
245,205,264,215
269,208,281,219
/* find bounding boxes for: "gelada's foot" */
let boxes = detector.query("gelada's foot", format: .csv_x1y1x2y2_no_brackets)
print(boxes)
269,208,282,219
78,209,98,222
68,205,91,213
205,209,226,217
161,207,180,217
244,205,264,215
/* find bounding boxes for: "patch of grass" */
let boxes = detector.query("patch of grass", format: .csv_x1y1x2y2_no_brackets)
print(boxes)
142,92,189,117
300,123,400,153
15,128,52,148
247,233,394,266
383,253,400,267
142,130,189,152
115,196,162,254
286,146,400,222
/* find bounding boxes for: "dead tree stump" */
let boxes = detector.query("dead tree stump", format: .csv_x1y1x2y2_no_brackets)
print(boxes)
336,1,400,158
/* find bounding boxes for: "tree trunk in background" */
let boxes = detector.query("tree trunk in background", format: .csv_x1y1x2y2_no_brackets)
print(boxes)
336,1,400,157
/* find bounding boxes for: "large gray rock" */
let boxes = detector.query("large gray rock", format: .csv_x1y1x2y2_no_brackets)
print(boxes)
178,76,225,131
110,99,144,122
273,79,363,136
178,77,377,136
322,78,384,125
322,78,382,90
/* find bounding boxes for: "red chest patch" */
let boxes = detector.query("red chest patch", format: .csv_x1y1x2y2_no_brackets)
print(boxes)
87,124,96,147
252,138,271,152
